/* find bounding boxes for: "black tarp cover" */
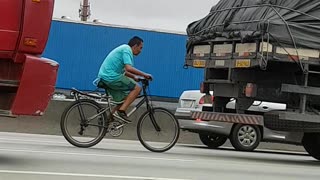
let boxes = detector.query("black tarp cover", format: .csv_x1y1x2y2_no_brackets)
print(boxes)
187,0,320,50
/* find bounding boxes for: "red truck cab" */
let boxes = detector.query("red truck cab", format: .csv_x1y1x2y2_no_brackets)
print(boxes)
0,0,58,116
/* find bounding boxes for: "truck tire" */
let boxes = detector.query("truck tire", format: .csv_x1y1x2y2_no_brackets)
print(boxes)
230,124,261,151
302,133,320,161
199,133,227,149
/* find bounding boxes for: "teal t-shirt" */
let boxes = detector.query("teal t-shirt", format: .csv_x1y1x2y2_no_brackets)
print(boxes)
98,44,133,82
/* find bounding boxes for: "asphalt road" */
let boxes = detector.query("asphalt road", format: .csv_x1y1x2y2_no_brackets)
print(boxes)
0,132,319,180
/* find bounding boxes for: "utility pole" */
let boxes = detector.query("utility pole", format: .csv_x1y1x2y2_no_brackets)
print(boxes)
79,0,90,21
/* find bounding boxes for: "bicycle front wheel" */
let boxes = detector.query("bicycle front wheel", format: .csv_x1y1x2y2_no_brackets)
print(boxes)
60,99,108,148
137,107,180,152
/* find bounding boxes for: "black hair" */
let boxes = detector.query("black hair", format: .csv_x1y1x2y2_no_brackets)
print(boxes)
128,36,143,47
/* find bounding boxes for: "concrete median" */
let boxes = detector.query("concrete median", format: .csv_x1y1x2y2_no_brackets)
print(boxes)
0,99,305,153
0,100,198,143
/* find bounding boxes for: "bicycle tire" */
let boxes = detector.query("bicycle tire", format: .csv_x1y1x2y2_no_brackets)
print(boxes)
60,99,108,148
137,107,180,152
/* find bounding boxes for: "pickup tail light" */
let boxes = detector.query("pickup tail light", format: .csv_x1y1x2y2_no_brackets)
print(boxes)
199,95,214,104
196,118,203,122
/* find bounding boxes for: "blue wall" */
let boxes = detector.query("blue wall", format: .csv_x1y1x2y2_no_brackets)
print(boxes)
43,20,203,98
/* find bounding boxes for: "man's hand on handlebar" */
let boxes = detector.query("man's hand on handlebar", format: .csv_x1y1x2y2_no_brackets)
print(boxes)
133,76,140,82
143,73,153,80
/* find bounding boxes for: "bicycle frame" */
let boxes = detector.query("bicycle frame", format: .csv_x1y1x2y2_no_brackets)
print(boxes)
72,79,160,131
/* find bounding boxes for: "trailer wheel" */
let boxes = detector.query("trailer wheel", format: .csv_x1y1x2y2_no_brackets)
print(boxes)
199,133,227,149
230,124,261,151
302,133,320,161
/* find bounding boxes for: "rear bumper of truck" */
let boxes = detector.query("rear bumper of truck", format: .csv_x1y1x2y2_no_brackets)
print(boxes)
191,111,320,133
191,111,264,126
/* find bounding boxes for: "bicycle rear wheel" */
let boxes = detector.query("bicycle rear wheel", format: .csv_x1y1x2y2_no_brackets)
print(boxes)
60,99,108,148
137,107,180,152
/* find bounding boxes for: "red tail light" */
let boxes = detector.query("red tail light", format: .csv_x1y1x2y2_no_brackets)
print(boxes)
196,118,203,122
199,95,214,104
245,83,257,97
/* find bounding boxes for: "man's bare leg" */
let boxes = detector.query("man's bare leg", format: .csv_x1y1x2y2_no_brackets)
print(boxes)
119,85,141,112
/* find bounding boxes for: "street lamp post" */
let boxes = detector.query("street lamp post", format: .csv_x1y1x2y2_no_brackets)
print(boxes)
79,0,90,21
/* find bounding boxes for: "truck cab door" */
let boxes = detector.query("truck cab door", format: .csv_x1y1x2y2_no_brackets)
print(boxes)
0,0,23,59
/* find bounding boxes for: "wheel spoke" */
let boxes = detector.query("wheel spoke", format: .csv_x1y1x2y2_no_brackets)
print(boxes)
239,130,245,135
246,140,251,145
239,135,245,139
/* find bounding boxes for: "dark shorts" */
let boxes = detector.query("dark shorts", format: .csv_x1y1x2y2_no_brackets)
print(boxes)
98,76,136,102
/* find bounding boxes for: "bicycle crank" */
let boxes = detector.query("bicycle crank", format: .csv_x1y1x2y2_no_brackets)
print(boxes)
108,121,124,137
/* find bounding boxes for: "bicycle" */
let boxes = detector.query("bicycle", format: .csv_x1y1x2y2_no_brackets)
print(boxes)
60,78,180,152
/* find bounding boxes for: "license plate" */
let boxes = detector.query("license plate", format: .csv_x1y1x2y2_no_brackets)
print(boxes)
193,60,206,68
181,100,194,108
235,59,251,68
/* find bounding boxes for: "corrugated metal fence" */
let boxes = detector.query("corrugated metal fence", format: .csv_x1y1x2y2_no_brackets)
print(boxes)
43,20,203,98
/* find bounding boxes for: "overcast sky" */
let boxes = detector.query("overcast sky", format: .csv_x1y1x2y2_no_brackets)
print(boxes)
53,0,219,32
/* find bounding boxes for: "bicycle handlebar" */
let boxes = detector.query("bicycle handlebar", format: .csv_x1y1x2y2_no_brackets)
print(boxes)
137,77,149,81
137,77,151,87
137,77,152,82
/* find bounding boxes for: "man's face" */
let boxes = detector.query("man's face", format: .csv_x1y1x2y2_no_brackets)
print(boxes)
132,42,143,56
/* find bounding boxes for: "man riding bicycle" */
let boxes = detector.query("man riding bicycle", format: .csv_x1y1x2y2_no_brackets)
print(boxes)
94,36,152,122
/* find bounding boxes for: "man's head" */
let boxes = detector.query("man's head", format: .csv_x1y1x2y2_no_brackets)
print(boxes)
128,36,143,56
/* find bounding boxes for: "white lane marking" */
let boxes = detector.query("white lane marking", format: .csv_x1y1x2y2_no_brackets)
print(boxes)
0,132,306,155
0,137,307,158
0,136,176,150
255,148,307,155
0,136,146,145
0,148,193,162
0,137,306,157
0,137,66,144
0,170,190,180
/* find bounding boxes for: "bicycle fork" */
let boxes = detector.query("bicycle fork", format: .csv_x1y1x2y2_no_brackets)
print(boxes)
143,94,161,132
148,108,161,132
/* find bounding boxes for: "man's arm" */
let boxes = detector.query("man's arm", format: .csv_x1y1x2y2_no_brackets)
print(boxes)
125,71,138,81
125,65,152,79
125,71,135,79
